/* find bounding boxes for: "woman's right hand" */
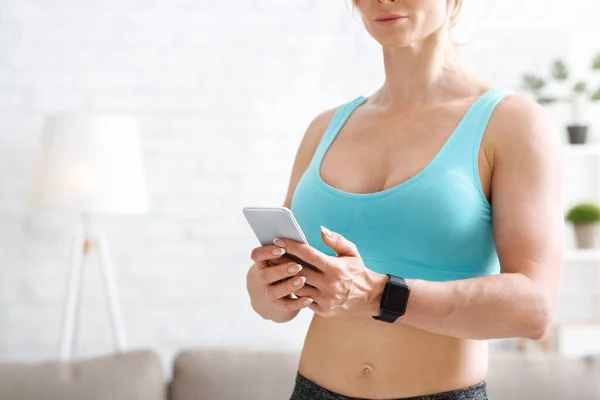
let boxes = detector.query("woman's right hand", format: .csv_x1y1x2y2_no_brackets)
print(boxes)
250,244,314,312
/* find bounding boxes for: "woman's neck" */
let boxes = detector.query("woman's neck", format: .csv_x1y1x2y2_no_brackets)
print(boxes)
376,31,470,110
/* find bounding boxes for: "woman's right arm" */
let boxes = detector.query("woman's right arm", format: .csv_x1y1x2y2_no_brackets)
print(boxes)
246,107,339,323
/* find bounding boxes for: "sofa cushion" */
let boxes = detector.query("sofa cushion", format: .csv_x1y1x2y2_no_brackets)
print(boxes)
170,348,300,400
170,348,600,400
0,349,165,400
486,353,600,400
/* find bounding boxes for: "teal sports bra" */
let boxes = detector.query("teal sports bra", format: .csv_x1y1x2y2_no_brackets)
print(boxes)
291,87,512,282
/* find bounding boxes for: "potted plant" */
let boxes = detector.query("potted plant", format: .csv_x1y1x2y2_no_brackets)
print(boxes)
522,54,600,144
566,203,600,249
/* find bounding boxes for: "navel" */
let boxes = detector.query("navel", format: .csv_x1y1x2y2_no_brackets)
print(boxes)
361,363,374,377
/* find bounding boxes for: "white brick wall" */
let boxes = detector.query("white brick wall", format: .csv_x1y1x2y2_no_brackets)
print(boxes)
1,0,600,365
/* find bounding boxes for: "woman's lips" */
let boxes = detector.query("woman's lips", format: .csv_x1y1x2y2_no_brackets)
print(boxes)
375,14,407,27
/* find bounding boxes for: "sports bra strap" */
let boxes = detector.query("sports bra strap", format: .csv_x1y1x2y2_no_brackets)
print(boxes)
311,96,367,166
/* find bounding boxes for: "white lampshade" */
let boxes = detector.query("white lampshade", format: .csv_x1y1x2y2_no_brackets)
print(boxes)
30,114,149,215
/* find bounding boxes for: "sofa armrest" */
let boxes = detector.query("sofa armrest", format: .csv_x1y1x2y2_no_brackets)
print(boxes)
0,349,166,400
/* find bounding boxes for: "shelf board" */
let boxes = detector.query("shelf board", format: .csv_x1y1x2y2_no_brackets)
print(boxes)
564,249,600,262
563,144,600,157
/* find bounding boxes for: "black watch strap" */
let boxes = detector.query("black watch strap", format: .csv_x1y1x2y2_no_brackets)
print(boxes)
372,274,409,323
373,309,401,323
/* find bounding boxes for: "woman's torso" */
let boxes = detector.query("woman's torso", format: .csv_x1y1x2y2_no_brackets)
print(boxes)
290,87,511,399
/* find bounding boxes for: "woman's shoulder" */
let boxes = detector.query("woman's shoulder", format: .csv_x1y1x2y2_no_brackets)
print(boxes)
299,102,348,155
489,92,555,137
486,91,561,165
282,102,349,207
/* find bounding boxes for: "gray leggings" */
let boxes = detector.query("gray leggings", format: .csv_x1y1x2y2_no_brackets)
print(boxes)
290,373,488,400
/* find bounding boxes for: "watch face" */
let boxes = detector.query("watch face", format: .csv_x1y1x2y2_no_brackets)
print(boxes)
385,279,409,315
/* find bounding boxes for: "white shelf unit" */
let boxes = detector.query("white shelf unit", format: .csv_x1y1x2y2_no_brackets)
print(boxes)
563,143,600,262
563,143,600,259
563,143,600,260
564,249,600,262
563,143,600,157
547,144,600,356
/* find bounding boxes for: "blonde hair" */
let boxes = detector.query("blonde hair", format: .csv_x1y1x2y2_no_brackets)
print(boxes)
450,0,463,27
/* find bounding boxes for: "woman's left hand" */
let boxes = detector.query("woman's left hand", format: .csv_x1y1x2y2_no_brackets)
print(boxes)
273,226,386,318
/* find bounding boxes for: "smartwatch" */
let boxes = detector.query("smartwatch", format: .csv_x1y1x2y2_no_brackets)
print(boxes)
372,274,410,323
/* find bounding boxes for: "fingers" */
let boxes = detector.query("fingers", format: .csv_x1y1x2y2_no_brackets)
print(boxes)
268,255,295,266
264,275,307,301
293,285,322,303
298,266,327,289
308,301,329,317
258,261,303,285
251,245,287,265
276,296,314,311
320,226,359,257
274,240,333,271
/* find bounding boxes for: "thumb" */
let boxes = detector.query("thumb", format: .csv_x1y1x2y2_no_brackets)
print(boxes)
320,226,358,257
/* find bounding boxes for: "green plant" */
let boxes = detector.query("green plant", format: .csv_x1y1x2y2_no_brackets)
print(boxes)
566,203,600,224
522,53,600,124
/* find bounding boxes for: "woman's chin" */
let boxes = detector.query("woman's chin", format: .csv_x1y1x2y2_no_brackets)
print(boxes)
373,37,414,49
367,28,415,49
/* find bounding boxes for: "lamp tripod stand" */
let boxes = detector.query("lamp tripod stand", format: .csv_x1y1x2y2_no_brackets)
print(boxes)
59,215,127,361
30,113,146,361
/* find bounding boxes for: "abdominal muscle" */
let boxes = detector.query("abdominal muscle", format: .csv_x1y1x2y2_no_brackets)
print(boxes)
298,314,488,399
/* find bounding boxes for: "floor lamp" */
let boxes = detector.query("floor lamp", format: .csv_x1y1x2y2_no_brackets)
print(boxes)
29,114,149,362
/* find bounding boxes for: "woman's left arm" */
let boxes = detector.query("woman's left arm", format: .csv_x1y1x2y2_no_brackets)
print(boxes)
374,96,565,340
283,95,565,340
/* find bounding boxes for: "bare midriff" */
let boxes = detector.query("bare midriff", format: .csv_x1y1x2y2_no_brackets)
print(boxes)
298,314,488,400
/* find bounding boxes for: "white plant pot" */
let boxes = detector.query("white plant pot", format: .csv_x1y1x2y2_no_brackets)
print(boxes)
574,223,598,249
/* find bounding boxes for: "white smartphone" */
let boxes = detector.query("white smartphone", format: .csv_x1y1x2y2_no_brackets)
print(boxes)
242,206,308,246
243,206,318,270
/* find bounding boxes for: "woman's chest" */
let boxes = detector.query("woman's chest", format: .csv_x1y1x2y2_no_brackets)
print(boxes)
291,165,497,279
320,105,493,202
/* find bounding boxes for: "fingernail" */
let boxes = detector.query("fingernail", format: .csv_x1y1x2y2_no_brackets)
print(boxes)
272,247,285,256
288,264,302,274
320,226,333,238
273,238,286,247
292,276,305,287
302,298,313,306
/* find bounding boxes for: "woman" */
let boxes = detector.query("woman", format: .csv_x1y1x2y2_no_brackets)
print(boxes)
246,0,564,399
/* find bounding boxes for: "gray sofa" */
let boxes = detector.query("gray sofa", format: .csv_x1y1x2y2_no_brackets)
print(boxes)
0,348,599,400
